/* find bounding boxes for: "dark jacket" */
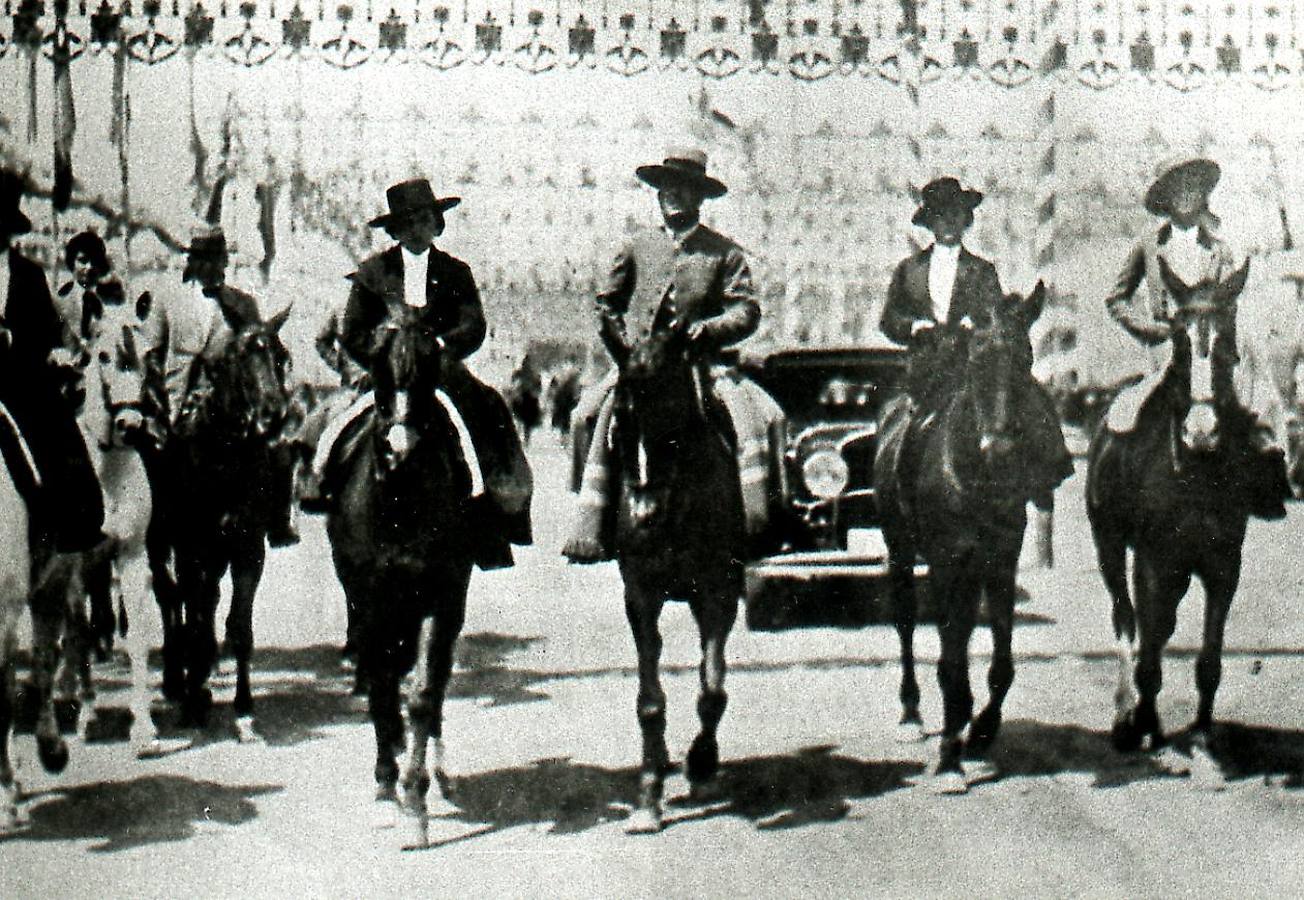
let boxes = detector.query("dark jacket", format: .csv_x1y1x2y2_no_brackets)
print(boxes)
1,248,63,376
880,246,1004,346
341,244,486,374
596,225,759,361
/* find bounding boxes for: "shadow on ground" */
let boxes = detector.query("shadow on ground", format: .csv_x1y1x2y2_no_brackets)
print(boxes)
431,745,922,844
1,775,282,852
986,719,1304,789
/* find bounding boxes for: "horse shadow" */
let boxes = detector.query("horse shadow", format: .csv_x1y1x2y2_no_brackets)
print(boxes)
1,775,281,852
435,745,922,843
448,632,550,708
986,719,1304,789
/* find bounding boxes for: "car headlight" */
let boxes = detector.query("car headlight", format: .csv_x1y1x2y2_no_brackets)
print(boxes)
801,449,849,500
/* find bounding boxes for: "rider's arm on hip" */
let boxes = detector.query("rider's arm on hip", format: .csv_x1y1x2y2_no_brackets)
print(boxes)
595,243,635,361
690,248,759,352
1106,242,1171,345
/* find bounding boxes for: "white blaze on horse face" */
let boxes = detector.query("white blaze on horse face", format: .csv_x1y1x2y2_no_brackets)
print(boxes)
637,434,649,486
393,390,411,423
384,390,415,460
1182,318,1220,451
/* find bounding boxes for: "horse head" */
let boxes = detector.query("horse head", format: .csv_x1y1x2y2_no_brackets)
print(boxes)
373,313,447,470
963,280,1045,483
1156,256,1248,454
209,307,293,444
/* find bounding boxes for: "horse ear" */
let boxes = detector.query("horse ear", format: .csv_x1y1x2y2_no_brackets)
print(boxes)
1155,255,1190,302
1216,258,1251,304
1024,280,1047,323
267,304,292,334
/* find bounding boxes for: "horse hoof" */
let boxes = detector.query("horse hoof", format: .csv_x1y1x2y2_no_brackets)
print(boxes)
963,760,1000,787
1188,745,1226,792
234,717,259,744
687,776,725,805
625,807,663,835
894,721,927,744
37,737,69,775
685,735,720,786
1111,719,1142,753
926,770,969,796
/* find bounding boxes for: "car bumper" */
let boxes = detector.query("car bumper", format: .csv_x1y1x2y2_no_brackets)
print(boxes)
744,550,929,632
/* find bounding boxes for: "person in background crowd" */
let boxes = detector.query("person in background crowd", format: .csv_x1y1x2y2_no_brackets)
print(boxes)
0,169,105,554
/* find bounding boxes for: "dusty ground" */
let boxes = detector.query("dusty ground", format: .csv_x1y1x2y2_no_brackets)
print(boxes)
4,433,1303,899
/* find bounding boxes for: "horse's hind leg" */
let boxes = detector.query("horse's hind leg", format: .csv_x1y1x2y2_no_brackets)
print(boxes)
624,584,668,834
119,547,160,755
967,566,1017,759
686,588,738,799
28,577,70,774
0,622,25,831
1092,520,1143,751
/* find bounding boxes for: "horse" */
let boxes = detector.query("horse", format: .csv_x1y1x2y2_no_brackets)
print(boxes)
0,406,31,833
154,309,292,737
875,284,1050,795
324,319,479,849
610,321,746,834
27,330,162,759
1086,258,1255,786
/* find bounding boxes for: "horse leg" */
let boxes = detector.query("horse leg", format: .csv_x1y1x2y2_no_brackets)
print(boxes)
888,537,924,741
227,540,265,740
931,564,978,794
400,576,469,848
624,582,668,834
0,621,25,831
966,567,1017,758
178,556,220,729
28,579,70,774
1188,551,1241,789
1093,521,1143,751
685,588,737,799
118,544,160,755
1126,552,1186,754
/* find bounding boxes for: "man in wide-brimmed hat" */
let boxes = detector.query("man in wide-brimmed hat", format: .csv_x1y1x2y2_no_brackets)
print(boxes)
564,147,786,563
141,223,300,546
1102,155,1290,518
0,168,105,554
878,175,1073,503
301,177,533,569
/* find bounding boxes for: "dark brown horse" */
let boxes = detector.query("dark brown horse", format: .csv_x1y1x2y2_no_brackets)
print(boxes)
325,319,479,849
154,310,292,735
1087,259,1254,786
875,284,1050,794
611,323,746,833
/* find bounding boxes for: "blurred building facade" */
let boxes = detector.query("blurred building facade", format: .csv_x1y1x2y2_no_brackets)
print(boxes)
1,0,1302,387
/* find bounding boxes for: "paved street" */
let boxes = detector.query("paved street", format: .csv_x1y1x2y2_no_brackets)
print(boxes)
4,434,1304,898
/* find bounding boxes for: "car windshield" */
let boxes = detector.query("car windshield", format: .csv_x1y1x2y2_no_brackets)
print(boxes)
746,348,908,426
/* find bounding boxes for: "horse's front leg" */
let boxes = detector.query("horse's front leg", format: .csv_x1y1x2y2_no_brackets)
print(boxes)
227,538,266,741
400,574,469,849
1188,550,1241,789
966,565,1017,759
930,562,978,795
28,575,71,775
685,583,738,800
887,532,923,741
0,618,25,831
117,543,162,756
177,552,222,729
623,580,667,834
1125,552,1186,755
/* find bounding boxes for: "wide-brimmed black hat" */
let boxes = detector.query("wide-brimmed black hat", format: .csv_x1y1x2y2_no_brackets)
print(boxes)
912,177,984,227
1144,157,1220,218
0,168,33,236
635,148,728,199
368,178,461,228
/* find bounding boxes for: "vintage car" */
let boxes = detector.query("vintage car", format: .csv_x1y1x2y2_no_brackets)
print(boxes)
737,340,928,630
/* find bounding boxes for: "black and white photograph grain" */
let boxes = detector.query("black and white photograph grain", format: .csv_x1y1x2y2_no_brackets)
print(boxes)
0,0,1302,895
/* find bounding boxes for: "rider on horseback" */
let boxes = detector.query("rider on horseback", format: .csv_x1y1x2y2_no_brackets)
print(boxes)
0,170,105,555
564,148,783,563
1102,157,1291,518
298,178,533,562
141,225,300,547
879,176,1073,507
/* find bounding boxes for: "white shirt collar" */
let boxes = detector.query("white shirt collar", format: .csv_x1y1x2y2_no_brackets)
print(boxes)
927,242,963,323
401,244,429,308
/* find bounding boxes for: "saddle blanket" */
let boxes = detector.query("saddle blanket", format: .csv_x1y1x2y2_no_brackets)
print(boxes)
312,389,485,496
